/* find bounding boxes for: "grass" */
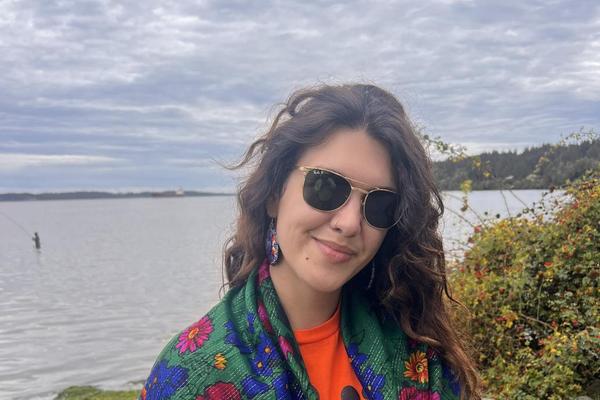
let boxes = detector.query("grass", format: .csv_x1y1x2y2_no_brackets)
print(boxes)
55,386,140,400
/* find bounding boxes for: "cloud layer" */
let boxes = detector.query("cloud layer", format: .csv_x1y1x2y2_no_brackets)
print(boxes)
1,0,599,191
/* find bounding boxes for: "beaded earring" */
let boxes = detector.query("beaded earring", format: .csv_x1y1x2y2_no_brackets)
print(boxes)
265,218,281,265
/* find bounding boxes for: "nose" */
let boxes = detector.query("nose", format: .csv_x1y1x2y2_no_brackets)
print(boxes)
329,191,363,236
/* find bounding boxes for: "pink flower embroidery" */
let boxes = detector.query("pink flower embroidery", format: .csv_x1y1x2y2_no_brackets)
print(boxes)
278,335,294,359
258,260,270,284
176,316,213,354
399,387,440,400
196,381,241,400
257,301,274,334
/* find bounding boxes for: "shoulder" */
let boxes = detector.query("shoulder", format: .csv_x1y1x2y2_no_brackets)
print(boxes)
140,287,248,399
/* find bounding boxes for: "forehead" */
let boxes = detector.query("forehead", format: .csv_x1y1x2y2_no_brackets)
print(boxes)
296,128,395,190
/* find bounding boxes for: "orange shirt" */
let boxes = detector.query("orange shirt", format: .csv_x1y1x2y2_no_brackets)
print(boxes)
294,304,365,400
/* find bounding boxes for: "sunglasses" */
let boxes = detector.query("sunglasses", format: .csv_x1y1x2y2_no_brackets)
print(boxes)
297,166,400,229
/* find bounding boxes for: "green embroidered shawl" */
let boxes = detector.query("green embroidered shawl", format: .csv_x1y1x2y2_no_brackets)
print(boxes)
140,260,461,399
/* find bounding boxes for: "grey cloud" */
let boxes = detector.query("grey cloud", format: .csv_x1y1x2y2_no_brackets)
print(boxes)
0,0,598,191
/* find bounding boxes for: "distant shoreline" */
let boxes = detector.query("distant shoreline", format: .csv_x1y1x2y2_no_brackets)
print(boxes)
0,188,553,202
0,191,235,202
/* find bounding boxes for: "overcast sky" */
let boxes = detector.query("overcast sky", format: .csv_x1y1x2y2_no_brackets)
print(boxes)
1,0,599,192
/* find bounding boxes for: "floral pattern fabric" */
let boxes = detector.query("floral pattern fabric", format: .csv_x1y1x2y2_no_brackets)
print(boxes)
140,260,460,399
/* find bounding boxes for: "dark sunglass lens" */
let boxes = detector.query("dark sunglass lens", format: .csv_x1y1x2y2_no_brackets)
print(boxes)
364,191,398,228
303,169,350,211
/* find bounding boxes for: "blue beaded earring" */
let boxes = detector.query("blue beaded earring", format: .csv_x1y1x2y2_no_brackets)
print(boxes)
265,218,281,265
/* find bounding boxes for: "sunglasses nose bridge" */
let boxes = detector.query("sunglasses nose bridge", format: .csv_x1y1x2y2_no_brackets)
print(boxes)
346,185,372,222
330,188,366,233
348,185,370,209
349,184,369,197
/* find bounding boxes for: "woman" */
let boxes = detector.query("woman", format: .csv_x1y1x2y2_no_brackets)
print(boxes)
140,84,481,400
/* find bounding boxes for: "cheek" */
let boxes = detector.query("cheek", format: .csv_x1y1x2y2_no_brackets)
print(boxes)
280,196,330,231
364,230,387,256
277,203,326,243
284,213,329,242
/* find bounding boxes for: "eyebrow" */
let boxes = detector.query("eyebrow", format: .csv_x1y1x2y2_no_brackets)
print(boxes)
314,165,396,192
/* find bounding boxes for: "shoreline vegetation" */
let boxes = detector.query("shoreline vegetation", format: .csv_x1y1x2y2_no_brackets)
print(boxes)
4,138,599,202
450,169,599,399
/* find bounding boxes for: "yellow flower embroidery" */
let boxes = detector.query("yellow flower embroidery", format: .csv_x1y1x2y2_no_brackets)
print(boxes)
214,353,227,370
404,351,428,384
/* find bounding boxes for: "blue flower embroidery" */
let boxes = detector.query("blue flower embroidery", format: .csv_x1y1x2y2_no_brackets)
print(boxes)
143,360,188,400
247,312,256,334
273,371,292,400
442,364,461,395
257,332,278,362
241,376,269,398
347,343,386,400
362,366,385,400
347,343,368,369
224,321,252,354
251,353,274,377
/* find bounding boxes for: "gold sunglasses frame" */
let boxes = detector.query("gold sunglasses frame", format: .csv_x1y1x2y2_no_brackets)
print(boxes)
297,166,399,230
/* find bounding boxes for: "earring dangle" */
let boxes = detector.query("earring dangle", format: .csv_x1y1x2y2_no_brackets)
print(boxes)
265,218,281,265
366,260,376,290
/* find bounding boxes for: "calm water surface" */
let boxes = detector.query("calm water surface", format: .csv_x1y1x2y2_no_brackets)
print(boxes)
0,191,551,399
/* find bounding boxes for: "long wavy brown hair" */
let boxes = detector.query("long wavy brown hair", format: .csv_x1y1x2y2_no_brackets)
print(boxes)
223,83,481,399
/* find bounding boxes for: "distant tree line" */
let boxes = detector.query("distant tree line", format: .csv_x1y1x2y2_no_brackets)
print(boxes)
433,140,600,190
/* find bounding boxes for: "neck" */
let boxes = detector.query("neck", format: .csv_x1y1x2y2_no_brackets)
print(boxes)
269,264,341,330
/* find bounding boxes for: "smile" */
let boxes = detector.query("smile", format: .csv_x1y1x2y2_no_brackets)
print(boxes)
313,238,354,263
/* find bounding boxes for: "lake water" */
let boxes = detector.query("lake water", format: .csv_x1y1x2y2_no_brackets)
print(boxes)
0,191,552,399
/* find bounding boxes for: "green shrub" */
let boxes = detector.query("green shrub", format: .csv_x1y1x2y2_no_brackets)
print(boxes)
451,171,600,399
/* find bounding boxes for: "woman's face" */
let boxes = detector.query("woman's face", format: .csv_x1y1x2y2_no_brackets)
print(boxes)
269,128,395,295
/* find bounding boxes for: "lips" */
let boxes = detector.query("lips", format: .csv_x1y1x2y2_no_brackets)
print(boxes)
313,237,356,263
315,238,356,255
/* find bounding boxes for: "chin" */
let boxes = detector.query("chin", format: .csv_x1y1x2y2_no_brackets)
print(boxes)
305,271,349,294
310,282,343,294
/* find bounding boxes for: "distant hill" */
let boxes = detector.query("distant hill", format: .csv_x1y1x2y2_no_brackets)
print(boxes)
433,140,600,190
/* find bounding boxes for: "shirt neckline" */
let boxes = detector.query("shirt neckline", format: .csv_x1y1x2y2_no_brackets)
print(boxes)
293,302,341,345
